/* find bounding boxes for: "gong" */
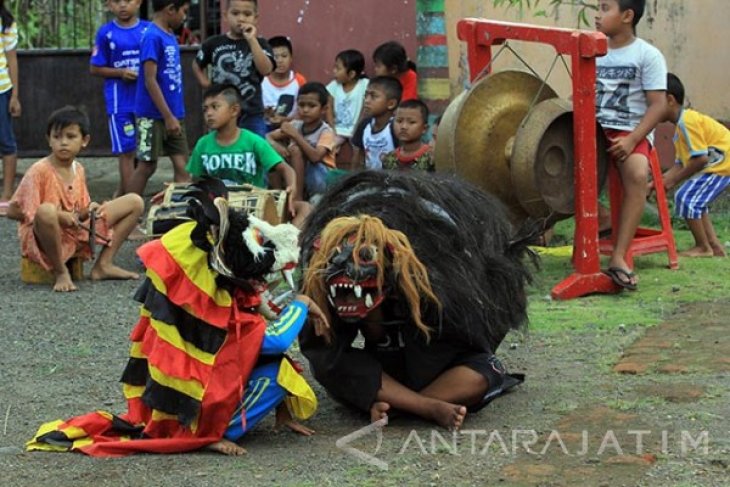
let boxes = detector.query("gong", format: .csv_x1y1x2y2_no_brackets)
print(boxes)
435,70,608,223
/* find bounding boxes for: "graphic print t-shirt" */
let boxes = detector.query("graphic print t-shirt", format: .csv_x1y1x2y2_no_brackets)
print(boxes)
134,23,185,119
595,38,667,134
186,129,283,187
90,19,150,114
352,116,398,170
195,35,274,117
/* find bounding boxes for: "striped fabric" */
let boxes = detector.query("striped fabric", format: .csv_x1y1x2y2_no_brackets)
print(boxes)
27,222,268,456
0,21,17,94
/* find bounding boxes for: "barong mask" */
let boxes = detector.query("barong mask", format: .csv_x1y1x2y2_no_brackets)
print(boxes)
303,215,439,338
188,196,300,294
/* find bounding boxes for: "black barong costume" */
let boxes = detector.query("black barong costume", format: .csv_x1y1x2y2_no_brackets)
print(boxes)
299,171,532,413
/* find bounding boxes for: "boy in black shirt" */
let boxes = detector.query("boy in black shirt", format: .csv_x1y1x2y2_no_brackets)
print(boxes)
192,0,273,136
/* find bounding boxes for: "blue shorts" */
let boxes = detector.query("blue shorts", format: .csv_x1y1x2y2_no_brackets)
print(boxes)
108,113,137,154
238,113,267,137
305,162,330,197
674,171,730,219
0,90,17,155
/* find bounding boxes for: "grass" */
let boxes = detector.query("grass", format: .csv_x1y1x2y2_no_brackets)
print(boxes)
526,195,730,333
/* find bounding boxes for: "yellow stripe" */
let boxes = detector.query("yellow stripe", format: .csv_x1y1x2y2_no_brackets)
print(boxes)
146,268,168,295
149,317,216,366
148,364,204,401
265,305,302,337
150,410,178,422
242,377,270,410
278,359,317,420
129,340,145,359
418,78,451,100
159,223,232,308
123,383,145,400
150,409,200,432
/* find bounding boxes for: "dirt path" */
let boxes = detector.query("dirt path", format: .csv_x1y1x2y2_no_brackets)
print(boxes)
0,159,727,486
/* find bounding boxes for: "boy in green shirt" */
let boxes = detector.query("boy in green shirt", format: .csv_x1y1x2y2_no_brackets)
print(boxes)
186,84,309,226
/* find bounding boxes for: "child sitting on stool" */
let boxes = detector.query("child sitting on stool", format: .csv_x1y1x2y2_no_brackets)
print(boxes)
6,106,144,292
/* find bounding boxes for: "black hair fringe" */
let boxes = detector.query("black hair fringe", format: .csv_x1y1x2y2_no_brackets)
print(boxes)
301,170,536,352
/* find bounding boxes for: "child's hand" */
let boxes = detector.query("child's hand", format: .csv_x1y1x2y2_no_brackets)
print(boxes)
164,116,182,136
241,23,257,41
275,404,315,436
150,188,167,205
59,211,78,228
121,69,138,82
9,95,21,117
280,121,298,139
298,295,330,336
608,135,637,162
285,185,296,217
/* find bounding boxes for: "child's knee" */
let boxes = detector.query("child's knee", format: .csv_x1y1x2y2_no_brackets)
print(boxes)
34,203,59,224
125,193,145,215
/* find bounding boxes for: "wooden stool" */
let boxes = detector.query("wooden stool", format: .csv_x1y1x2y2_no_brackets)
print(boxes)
21,256,85,284
599,148,679,269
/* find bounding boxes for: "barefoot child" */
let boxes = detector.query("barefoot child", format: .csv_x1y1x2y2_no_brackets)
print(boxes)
657,73,729,257
381,99,434,172
7,106,144,292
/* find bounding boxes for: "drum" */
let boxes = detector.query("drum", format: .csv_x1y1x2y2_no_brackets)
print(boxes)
145,183,289,238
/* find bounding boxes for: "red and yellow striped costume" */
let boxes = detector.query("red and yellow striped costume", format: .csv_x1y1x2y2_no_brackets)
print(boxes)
27,222,266,456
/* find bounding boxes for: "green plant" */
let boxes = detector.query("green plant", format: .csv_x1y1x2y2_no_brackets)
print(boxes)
493,0,599,27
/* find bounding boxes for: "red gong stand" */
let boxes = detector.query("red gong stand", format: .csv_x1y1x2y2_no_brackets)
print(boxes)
458,18,617,300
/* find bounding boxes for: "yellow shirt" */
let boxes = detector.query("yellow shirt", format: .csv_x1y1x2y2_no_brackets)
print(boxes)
0,21,17,94
674,108,730,176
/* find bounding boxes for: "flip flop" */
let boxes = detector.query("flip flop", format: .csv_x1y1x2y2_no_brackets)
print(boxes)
604,266,637,291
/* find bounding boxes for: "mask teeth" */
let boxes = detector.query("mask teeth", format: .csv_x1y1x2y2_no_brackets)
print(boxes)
365,293,373,308
330,285,336,298
354,285,362,298
282,269,295,290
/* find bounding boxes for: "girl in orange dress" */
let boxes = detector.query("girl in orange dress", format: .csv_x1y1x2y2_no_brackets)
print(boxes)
7,106,144,291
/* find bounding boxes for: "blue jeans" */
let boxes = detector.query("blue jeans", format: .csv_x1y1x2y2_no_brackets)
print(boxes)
0,90,17,155
238,114,268,138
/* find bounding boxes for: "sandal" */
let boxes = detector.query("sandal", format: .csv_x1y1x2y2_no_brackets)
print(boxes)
604,266,637,291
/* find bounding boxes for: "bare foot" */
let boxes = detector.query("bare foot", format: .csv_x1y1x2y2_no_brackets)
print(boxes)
205,439,247,456
370,401,390,423
679,246,714,257
53,270,78,292
427,400,467,431
710,243,727,257
90,264,139,281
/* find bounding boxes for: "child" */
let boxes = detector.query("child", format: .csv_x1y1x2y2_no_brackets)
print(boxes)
193,0,274,137
382,99,434,172
126,0,191,196
6,106,144,292
351,76,402,170
373,41,418,102
267,82,336,202
27,194,329,457
656,73,729,257
595,0,667,290
90,0,149,196
0,1,20,213
262,35,306,131
186,84,310,227
326,49,369,161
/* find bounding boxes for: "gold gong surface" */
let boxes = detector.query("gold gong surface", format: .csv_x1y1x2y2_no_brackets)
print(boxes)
435,70,558,221
512,98,609,217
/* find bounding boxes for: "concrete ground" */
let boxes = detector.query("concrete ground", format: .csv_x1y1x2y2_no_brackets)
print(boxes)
0,158,727,486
